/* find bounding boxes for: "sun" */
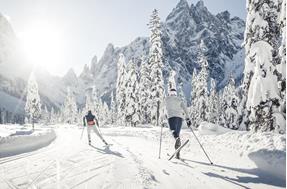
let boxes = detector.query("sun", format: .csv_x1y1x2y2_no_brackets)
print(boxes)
19,22,65,75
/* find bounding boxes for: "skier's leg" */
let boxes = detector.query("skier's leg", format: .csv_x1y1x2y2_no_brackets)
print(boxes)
175,117,183,159
87,126,91,145
168,117,177,138
92,125,108,145
175,117,183,137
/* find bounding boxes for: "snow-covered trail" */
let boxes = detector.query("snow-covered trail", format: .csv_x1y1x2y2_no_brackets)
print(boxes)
0,126,285,189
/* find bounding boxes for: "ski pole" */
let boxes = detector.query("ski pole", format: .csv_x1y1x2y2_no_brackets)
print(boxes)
189,127,213,165
158,123,164,159
80,126,85,140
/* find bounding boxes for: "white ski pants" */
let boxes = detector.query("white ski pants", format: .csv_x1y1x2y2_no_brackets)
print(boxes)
87,125,105,142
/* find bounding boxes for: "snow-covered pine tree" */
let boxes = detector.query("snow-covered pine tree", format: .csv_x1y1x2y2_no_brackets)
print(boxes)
25,73,41,130
190,68,198,121
243,0,285,133
207,79,219,124
191,41,209,127
177,79,186,104
116,54,127,125
276,0,286,132
102,101,110,125
138,55,152,124
50,107,56,124
168,69,177,90
110,91,117,124
84,92,94,115
62,87,78,124
222,75,239,129
125,60,140,126
41,105,50,124
91,86,103,123
148,9,165,126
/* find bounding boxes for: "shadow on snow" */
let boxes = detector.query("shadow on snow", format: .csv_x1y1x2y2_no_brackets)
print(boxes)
90,145,124,158
181,159,286,188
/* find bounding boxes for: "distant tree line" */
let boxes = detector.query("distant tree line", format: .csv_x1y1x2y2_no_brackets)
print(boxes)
0,107,25,124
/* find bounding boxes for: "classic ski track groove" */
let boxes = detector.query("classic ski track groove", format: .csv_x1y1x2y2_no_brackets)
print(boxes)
110,138,159,188
0,128,284,189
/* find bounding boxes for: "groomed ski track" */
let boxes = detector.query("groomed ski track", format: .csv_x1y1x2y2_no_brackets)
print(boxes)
0,126,284,189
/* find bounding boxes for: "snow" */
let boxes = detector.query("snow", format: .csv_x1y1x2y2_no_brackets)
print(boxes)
0,124,56,158
248,149,285,181
197,123,286,181
0,124,284,189
247,41,280,109
198,121,231,135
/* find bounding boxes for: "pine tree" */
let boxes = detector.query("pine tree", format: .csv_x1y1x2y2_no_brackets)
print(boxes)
110,91,117,124
62,87,78,124
25,73,41,130
148,9,165,126
243,0,285,133
116,54,127,125
191,41,209,127
190,69,198,125
138,56,152,124
275,0,286,133
50,107,56,124
41,105,50,124
91,86,103,123
168,69,177,90
102,101,110,125
125,60,140,126
222,76,239,129
207,79,219,124
84,92,94,115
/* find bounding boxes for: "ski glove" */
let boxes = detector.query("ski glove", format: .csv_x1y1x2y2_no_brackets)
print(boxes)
186,118,191,127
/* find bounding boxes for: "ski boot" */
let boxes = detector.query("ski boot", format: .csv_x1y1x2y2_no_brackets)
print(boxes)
88,140,91,145
175,137,181,159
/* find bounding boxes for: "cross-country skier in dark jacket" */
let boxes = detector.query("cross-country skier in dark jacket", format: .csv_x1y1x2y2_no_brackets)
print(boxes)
83,110,108,145
165,88,191,159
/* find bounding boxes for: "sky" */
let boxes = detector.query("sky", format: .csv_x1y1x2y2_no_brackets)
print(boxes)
0,0,246,76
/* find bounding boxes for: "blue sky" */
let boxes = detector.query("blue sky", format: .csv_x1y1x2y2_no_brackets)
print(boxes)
0,0,246,76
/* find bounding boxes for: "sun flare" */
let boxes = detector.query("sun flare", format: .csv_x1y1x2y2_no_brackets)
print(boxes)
19,22,65,74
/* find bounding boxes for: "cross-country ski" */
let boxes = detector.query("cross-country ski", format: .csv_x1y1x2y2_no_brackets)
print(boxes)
168,139,189,160
0,0,286,188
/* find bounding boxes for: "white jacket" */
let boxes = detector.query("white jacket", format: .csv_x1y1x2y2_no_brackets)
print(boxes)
165,95,189,119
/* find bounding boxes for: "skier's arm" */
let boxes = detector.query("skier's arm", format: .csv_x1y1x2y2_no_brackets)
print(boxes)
181,101,191,127
83,116,86,127
181,101,189,119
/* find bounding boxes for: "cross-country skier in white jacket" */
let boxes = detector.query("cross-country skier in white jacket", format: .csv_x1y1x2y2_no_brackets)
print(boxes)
165,88,191,159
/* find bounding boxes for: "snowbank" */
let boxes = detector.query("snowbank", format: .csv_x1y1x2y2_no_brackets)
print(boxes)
198,122,231,135
248,149,285,180
198,123,286,181
0,124,29,137
0,125,56,157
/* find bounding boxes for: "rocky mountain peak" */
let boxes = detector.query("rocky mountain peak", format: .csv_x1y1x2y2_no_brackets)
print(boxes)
86,0,246,97
216,11,231,22
63,68,78,86
176,0,189,9
90,55,97,77
195,0,205,9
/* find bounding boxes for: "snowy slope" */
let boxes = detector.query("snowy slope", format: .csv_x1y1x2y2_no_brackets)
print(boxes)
0,125,284,189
